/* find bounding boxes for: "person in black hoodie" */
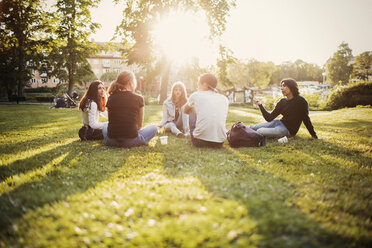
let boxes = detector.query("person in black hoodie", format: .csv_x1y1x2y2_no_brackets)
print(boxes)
251,78,319,139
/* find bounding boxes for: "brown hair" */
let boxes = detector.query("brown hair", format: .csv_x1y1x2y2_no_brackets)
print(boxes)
108,70,137,95
170,81,187,107
199,73,218,92
280,78,299,97
78,80,106,112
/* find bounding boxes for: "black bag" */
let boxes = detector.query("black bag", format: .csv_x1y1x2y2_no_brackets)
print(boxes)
78,125,103,141
227,122,266,147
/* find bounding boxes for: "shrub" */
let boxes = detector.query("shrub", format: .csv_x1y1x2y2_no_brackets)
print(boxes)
24,87,56,93
325,80,372,110
302,93,321,109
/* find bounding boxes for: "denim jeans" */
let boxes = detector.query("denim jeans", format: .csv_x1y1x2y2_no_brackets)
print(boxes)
249,120,290,138
188,108,223,148
102,123,158,148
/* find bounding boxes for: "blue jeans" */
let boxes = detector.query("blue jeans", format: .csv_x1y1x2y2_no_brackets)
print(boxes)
102,123,158,148
249,120,289,138
189,108,223,148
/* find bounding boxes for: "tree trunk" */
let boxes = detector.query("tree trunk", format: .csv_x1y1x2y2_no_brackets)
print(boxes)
159,56,171,104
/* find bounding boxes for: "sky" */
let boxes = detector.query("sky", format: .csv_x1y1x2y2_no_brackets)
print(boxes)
90,0,372,66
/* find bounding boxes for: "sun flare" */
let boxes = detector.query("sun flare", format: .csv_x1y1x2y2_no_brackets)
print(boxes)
152,11,217,65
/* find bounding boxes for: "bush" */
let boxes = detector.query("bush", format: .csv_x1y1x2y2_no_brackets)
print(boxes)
325,80,372,110
302,93,321,109
24,87,56,93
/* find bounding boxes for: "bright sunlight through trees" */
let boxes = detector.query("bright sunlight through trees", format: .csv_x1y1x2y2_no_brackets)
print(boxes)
152,11,217,66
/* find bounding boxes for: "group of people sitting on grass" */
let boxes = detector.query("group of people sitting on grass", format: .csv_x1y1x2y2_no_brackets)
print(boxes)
78,70,319,148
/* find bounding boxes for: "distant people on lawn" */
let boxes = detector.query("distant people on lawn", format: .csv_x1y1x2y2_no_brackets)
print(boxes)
251,78,319,139
78,80,108,140
184,73,229,148
102,70,158,147
158,81,189,138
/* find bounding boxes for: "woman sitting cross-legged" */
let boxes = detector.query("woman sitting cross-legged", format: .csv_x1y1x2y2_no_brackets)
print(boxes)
251,78,319,139
78,80,108,140
102,71,158,147
158,81,189,138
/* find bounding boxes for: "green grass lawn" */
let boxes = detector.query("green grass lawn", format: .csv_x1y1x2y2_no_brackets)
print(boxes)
0,104,371,247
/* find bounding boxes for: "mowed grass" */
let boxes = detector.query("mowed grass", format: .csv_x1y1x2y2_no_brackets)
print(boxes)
0,104,371,247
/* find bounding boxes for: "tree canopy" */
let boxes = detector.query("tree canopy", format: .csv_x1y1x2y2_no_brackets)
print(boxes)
115,0,236,102
327,42,353,85
350,51,372,81
48,0,101,96
0,0,48,97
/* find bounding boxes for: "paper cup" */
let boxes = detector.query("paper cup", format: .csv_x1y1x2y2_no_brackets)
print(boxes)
278,136,288,143
160,136,168,145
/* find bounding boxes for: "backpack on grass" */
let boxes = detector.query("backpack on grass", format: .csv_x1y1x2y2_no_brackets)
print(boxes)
78,125,103,141
227,122,266,147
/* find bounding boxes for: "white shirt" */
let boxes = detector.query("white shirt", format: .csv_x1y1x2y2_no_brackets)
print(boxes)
188,91,229,143
81,101,108,129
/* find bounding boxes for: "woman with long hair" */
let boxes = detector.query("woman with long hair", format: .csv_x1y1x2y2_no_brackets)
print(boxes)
102,70,158,147
78,80,107,140
251,78,319,139
158,81,189,138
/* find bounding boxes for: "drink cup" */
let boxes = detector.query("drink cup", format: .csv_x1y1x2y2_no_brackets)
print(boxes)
278,136,288,143
160,136,168,145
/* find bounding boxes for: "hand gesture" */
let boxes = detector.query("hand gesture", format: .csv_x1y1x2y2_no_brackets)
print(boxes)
253,98,261,106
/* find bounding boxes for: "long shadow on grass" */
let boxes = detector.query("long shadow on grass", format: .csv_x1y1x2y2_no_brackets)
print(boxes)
161,143,368,247
0,138,79,181
0,142,148,238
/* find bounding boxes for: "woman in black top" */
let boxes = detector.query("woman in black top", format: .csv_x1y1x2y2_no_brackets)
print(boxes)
250,78,318,139
102,71,158,147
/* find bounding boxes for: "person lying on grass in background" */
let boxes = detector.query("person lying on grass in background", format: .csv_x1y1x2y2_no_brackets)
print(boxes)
251,78,319,139
78,80,108,140
184,73,229,148
102,70,158,148
158,81,189,138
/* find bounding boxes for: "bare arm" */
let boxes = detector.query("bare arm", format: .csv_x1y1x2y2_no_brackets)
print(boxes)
137,106,144,130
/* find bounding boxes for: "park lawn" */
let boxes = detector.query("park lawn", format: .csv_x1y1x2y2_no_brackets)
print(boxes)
0,104,371,247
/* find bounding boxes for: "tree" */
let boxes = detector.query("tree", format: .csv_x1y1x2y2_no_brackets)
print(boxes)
0,0,48,97
227,61,249,88
350,51,372,81
217,45,236,88
327,42,353,85
245,59,276,89
115,0,236,103
100,71,119,84
49,0,100,96
177,58,210,91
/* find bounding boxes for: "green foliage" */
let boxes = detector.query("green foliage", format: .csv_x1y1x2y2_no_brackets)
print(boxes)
48,0,100,96
100,71,119,84
302,93,321,109
115,0,236,102
0,105,371,247
0,0,50,96
270,60,323,85
326,80,372,109
350,51,372,81
217,45,236,88
327,42,353,85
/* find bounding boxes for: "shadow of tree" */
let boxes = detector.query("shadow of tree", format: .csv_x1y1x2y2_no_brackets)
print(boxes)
0,143,151,238
161,143,370,247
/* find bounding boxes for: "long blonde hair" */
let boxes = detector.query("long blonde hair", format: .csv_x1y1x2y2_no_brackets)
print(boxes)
108,70,137,95
170,81,187,108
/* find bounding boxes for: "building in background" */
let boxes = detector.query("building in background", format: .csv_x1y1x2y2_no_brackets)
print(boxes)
26,41,138,89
